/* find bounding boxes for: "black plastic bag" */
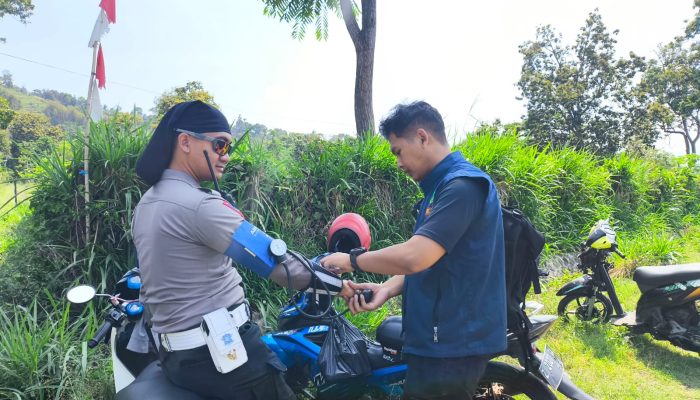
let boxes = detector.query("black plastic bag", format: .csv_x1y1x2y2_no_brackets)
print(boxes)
318,315,372,382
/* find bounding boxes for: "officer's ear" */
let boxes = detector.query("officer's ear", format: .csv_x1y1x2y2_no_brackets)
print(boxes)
176,133,191,154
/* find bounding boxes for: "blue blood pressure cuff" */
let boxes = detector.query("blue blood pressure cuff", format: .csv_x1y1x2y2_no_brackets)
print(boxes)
225,221,278,278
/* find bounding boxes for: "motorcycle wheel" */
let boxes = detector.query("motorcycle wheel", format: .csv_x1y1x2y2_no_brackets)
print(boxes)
558,292,614,323
474,361,557,400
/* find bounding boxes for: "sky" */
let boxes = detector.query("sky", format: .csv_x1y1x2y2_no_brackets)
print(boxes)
0,0,695,154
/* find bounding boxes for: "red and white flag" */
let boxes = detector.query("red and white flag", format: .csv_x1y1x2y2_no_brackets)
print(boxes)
87,0,114,121
100,0,116,24
96,45,106,89
89,81,103,121
88,9,110,48
88,0,115,47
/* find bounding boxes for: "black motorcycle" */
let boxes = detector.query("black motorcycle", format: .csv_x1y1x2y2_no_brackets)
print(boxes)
557,220,700,355
615,264,700,354
556,220,626,323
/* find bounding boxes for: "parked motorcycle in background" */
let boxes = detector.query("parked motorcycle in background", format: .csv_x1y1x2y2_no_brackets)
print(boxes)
556,220,626,323
557,219,700,355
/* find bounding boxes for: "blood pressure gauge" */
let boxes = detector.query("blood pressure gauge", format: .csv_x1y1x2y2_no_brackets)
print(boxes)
270,239,288,258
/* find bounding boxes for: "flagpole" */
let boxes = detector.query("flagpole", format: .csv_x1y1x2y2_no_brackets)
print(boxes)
84,43,99,246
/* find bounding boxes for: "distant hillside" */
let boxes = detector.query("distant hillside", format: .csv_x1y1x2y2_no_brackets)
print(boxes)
0,85,87,132
0,81,306,139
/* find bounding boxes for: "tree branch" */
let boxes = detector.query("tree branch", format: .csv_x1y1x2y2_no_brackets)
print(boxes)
340,0,361,48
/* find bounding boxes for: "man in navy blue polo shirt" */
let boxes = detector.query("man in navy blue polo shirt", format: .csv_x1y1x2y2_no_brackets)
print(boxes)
321,101,506,399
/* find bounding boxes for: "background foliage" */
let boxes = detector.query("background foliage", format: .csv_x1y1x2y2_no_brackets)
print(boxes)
0,119,697,397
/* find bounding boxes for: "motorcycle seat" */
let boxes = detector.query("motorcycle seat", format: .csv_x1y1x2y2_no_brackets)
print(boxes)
376,315,404,351
633,263,700,292
115,360,204,400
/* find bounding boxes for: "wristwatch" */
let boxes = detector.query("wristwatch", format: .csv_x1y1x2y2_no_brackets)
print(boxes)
349,247,367,272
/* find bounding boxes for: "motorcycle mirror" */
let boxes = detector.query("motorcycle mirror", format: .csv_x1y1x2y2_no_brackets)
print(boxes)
66,285,97,304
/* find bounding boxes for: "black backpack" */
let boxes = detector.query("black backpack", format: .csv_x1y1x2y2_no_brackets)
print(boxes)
501,206,545,369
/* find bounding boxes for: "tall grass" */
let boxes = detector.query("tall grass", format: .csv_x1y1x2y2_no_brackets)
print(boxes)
0,295,113,399
0,118,149,305
457,133,614,249
2,124,698,304
224,134,419,308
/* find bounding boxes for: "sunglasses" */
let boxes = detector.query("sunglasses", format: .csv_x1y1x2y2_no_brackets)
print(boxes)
176,129,232,156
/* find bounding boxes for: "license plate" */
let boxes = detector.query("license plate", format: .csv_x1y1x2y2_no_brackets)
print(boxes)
538,345,564,390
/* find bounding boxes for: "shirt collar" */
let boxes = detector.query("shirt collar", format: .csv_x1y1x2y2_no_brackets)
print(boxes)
418,151,465,196
160,169,200,187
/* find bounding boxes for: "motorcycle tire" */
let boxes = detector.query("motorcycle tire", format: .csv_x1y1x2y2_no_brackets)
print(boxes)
558,292,614,323
474,361,557,400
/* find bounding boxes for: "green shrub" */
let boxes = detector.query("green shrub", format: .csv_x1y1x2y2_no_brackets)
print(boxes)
0,119,148,305
3,126,699,309
0,295,113,399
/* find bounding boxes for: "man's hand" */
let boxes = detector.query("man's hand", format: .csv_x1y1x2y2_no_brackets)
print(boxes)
346,281,391,315
321,252,352,275
339,280,355,301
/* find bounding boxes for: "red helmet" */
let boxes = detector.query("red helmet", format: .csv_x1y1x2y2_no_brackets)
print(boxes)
327,213,371,253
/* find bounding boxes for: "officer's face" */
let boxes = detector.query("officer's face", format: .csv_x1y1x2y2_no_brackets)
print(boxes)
388,131,431,182
189,131,232,181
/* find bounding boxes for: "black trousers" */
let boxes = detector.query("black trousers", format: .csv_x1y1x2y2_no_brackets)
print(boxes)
402,353,490,400
159,322,296,400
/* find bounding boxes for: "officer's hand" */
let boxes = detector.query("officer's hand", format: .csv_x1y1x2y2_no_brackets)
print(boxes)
320,252,352,275
347,281,389,315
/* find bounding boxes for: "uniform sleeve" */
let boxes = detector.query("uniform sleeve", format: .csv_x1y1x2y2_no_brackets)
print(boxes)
193,195,312,290
193,196,245,254
414,178,488,254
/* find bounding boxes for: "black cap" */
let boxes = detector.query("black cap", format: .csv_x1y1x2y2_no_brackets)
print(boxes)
136,100,230,185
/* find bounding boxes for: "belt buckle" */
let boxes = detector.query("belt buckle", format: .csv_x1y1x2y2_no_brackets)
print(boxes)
161,333,172,352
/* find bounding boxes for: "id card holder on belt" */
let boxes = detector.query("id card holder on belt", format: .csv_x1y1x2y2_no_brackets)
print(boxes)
201,307,248,373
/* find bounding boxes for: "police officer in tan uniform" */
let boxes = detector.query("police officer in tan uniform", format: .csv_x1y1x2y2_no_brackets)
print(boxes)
132,101,352,399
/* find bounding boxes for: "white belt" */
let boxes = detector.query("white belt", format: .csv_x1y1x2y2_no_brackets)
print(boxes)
160,304,249,352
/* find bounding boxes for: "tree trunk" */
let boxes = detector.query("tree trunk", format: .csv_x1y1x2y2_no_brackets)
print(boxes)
354,42,375,139
340,0,376,140
681,118,694,154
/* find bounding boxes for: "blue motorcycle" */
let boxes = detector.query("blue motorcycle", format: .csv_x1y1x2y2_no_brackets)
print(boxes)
261,291,590,400
69,268,593,400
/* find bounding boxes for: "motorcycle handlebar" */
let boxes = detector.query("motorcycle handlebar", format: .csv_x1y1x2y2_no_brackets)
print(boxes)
88,320,113,348
614,248,626,259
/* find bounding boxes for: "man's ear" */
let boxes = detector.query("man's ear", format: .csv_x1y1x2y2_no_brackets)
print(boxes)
416,128,429,145
177,133,191,154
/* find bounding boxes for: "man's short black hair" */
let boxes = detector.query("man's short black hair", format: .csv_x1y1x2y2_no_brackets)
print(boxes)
379,101,447,144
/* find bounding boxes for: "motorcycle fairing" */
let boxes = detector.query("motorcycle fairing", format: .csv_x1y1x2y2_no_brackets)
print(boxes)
263,324,407,400
637,281,700,310
585,220,617,250
556,275,593,296
684,279,700,301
